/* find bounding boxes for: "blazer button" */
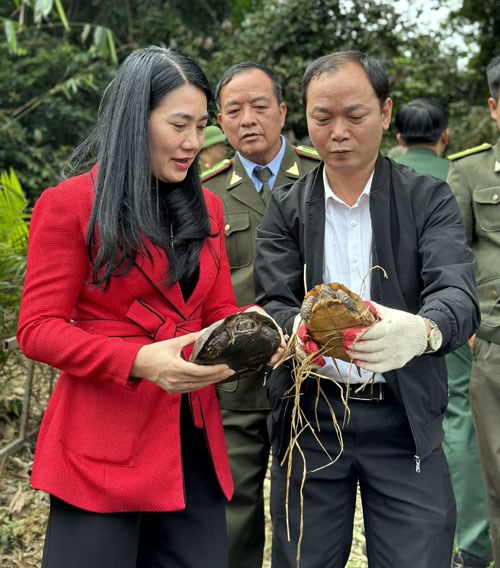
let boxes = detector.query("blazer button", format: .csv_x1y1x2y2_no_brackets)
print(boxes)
491,289,499,300
492,193,499,201
225,223,230,235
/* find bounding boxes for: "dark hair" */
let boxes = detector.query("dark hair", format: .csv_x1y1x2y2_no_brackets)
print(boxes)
63,46,212,289
395,98,448,145
486,55,500,101
214,62,283,110
301,50,389,109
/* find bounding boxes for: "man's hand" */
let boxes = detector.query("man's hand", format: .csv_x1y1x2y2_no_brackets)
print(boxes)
467,334,476,350
293,314,326,368
342,303,428,373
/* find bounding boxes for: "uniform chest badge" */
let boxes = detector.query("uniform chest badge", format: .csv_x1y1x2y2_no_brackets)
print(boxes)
230,171,242,185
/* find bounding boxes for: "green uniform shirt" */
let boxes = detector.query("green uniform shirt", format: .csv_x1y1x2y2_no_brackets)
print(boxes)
394,147,450,181
447,138,500,344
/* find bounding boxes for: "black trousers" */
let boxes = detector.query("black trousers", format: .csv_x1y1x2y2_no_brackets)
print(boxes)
41,397,228,568
270,384,456,568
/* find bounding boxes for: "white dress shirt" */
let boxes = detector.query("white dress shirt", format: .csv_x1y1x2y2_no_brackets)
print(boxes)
319,167,385,384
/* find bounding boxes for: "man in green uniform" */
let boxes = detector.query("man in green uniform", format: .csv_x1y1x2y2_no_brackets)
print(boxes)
201,62,320,568
394,98,450,178
394,98,493,568
447,54,500,568
199,124,228,173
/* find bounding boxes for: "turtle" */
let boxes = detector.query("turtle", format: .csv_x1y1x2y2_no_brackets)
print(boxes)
300,282,378,362
190,312,281,382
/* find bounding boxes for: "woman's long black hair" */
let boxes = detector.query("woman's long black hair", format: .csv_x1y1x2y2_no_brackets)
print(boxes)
63,46,212,290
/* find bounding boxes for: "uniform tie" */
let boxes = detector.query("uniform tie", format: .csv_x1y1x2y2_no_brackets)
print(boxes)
254,166,272,204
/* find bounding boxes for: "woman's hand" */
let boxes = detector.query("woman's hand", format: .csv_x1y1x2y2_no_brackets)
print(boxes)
243,305,286,366
131,331,235,394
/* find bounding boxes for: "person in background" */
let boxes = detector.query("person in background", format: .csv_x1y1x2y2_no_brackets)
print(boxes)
394,98,450,178
201,61,320,568
199,124,228,172
447,53,500,568
16,46,282,568
255,50,479,568
394,97,493,568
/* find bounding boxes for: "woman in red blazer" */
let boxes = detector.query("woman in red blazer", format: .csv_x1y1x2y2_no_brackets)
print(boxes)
16,46,282,568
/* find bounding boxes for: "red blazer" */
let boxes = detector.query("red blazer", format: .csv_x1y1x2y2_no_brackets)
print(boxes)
17,170,245,513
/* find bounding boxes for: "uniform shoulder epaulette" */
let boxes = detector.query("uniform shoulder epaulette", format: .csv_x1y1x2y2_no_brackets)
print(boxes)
447,143,492,161
201,158,233,182
295,145,321,161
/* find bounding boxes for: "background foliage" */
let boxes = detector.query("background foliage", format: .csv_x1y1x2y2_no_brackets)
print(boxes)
1,0,500,204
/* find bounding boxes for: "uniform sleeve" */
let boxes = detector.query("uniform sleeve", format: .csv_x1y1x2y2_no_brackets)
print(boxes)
447,161,474,244
16,187,141,385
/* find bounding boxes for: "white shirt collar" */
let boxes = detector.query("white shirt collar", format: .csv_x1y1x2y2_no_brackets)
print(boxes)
322,167,374,209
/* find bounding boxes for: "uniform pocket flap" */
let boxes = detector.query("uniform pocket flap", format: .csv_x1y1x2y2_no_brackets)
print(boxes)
472,186,500,205
224,212,250,236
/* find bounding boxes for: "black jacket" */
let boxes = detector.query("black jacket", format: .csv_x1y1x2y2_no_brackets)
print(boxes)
254,155,479,463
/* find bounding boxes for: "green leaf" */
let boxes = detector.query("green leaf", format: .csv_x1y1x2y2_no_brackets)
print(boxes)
34,0,54,24
106,29,118,65
93,25,106,51
3,20,18,55
91,26,117,64
81,23,91,43
54,0,70,32
0,169,29,258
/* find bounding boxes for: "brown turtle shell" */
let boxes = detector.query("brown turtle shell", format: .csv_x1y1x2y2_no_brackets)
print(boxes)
191,312,281,382
300,282,377,362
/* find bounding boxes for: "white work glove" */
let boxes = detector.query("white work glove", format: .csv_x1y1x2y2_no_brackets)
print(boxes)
343,303,427,373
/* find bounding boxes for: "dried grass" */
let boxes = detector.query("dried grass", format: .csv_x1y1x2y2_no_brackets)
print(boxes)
270,328,373,568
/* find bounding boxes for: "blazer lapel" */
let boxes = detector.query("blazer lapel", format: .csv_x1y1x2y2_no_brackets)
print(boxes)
130,199,224,322
133,244,188,318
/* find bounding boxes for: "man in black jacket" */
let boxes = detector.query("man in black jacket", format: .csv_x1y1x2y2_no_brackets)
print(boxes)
254,51,479,567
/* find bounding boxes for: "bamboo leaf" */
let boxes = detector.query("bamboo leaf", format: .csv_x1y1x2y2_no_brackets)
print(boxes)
54,0,70,31
81,23,91,43
3,20,18,55
93,25,106,52
33,0,53,24
106,29,118,65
